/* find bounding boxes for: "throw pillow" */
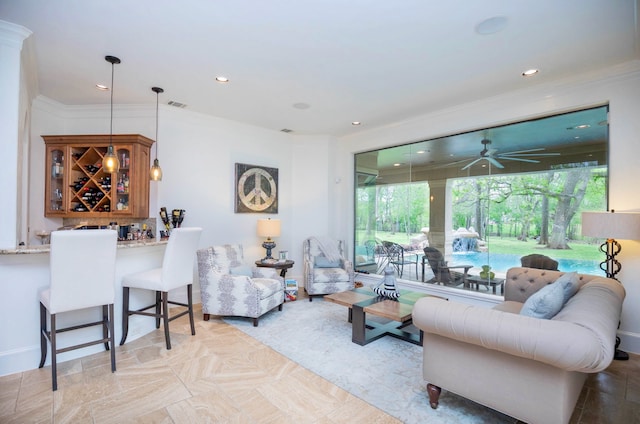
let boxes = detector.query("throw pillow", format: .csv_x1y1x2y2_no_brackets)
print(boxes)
315,256,341,268
555,272,580,304
520,281,565,319
230,265,253,277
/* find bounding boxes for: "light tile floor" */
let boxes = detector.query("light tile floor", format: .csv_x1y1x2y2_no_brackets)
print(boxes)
1,301,638,423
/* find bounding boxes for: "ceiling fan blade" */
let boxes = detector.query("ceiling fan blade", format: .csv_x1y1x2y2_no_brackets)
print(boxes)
498,148,547,155
461,158,483,171
487,157,504,168
499,152,561,157
499,157,540,164
433,158,474,169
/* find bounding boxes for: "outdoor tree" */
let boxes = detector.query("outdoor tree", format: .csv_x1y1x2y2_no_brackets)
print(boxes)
547,169,591,249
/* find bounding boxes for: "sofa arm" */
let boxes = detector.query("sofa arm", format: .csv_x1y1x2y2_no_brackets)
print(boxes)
412,278,624,373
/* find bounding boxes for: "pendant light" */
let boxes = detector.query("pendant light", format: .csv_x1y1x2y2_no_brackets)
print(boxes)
102,55,121,174
150,86,164,181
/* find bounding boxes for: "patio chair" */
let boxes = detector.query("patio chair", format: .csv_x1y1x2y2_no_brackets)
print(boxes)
381,241,419,278
422,247,471,286
520,253,559,271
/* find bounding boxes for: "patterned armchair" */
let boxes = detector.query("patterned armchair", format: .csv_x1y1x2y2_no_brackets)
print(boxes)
197,244,285,326
303,237,355,301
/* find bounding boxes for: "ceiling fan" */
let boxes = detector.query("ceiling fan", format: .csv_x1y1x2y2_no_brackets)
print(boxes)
453,139,560,171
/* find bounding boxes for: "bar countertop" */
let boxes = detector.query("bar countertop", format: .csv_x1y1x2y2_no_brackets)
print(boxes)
0,239,168,255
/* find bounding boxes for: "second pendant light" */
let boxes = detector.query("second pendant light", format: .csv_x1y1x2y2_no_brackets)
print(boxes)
150,86,164,181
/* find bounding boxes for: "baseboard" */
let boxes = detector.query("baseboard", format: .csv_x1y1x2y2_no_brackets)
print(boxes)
618,330,640,355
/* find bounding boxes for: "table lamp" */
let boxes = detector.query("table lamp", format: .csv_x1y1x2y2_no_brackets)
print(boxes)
257,218,281,262
581,210,640,280
582,209,640,360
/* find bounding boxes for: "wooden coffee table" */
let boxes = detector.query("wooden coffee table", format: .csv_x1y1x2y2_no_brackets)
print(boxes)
325,287,441,346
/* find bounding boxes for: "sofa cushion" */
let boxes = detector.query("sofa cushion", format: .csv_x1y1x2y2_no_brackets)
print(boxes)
314,256,341,268
520,281,564,319
555,272,580,304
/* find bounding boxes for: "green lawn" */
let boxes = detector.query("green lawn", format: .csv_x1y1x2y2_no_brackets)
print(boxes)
358,230,602,262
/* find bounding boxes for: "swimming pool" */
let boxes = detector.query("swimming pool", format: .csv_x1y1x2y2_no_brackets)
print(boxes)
451,251,603,276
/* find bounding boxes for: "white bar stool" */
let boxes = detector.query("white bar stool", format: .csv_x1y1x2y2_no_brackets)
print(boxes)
120,227,202,349
39,229,118,391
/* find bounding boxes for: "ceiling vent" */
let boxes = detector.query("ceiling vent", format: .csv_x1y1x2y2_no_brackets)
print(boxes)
167,100,187,108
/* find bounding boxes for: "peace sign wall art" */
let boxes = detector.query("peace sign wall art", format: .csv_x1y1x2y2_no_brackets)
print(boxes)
234,163,279,213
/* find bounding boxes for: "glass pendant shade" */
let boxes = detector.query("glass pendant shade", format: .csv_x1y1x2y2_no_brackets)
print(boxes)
103,55,121,174
150,158,163,181
150,86,164,181
102,145,120,173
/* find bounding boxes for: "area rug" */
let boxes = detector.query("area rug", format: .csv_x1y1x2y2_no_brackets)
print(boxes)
224,297,513,423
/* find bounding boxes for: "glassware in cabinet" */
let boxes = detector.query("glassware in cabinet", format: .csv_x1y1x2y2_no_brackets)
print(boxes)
46,147,66,214
43,134,152,218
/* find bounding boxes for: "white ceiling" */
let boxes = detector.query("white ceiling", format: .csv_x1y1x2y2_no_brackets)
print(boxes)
1,0,639,137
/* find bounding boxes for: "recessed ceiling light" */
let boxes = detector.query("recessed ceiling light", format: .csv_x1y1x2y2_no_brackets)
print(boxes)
416,150,425,154
215,76,229,83
352,121,361,126
522,69,539,77
475,16,508,35
96,84,108,91
393,163,402,167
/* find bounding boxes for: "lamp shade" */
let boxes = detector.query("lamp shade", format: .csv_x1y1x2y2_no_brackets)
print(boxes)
582,211,640,240
257,218,281,238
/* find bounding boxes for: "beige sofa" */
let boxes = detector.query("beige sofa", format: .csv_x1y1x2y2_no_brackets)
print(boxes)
412,267,626,424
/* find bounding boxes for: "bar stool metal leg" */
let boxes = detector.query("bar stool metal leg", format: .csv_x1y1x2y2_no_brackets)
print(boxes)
39,302,47,368
120,286,130,345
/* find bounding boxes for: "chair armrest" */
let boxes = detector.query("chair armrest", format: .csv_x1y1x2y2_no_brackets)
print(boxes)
253,267,280,280
448,264,472,281
448,264,473,272
202,271,260,293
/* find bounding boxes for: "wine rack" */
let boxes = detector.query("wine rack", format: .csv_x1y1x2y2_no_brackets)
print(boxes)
43,134,153,218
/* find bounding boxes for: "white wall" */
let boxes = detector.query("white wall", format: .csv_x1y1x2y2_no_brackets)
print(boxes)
336,60,640,353
0,92,333,377
0,21,32,249
27,96,333,285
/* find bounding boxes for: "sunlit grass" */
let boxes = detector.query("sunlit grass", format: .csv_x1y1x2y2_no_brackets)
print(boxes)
357,230,602,261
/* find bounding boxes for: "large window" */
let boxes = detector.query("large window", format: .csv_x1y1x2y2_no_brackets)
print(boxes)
354,105,609,292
